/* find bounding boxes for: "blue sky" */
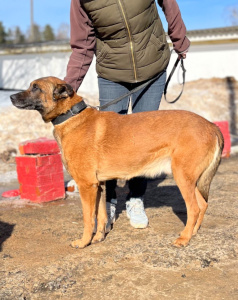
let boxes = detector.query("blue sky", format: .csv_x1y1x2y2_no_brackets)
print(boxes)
0,0,237,35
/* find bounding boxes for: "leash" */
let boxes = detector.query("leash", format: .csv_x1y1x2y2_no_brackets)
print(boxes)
163,56,186,104
51,52,187,124
97,72,163,111
97,53,186,110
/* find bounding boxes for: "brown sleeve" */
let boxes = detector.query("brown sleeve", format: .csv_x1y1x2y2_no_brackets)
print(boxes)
158,0,190,53
64,0,96,91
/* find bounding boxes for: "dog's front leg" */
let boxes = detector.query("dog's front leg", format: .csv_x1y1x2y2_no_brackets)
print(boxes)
71,182,98,249
92,182,107,244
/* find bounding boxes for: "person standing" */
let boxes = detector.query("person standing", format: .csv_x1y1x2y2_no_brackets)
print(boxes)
64,0,190,231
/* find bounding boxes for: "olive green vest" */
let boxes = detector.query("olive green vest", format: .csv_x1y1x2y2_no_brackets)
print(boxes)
82,0,170,83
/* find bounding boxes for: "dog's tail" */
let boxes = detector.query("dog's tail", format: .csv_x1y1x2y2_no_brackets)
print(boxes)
197,126,224,202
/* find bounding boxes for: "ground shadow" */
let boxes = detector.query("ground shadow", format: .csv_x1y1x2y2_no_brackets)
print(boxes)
0,221,15,252
115,176,187,225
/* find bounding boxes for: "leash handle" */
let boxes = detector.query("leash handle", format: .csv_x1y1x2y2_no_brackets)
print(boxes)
164,56,186,104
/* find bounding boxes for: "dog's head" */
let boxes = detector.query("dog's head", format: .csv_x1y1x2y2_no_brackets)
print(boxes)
10,76,77,122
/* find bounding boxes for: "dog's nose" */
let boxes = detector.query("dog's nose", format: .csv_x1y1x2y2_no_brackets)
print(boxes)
10,94,17,102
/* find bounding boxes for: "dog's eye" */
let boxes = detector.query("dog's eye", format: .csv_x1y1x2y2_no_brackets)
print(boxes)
32,84,40,92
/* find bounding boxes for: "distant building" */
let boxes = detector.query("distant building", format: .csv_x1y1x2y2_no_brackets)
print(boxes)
0,26,237,93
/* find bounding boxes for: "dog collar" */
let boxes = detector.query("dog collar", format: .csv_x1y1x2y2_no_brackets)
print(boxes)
51,101,87,125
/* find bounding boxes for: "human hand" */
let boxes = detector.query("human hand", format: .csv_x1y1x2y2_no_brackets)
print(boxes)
179,52,187,59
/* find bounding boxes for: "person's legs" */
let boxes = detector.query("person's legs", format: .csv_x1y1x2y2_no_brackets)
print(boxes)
98,77,130,230
98,76,130,204
131,70,166,113
98,77,130,114
98,71,166,229
126,70,166,228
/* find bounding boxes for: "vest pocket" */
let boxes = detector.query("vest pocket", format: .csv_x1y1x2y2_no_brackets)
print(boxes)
150,34,166,51
96,41,110,64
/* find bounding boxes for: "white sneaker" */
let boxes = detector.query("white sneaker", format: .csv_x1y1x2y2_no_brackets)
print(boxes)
126,198,148,229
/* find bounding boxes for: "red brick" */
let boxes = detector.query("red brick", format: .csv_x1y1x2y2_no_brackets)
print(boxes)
49,154,62,164
18,174,52,186
214,121,231,158
36,156,50,166
20,183,65,203
17,165,37,180
19,137,60,155
15,156,37,167
16,144,65,202
35,164,51,175
51,172,64,183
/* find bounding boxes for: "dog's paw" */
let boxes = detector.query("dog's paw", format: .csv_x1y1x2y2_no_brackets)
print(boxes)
91,231,105,244
192,224,201,236
173,237,189,248
71,239,89,249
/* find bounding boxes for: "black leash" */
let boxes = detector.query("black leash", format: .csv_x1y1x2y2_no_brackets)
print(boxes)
98,54,186,110
51,52,186,125
164,56,186,104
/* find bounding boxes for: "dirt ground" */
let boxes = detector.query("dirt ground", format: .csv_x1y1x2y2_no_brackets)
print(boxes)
0,154,238,300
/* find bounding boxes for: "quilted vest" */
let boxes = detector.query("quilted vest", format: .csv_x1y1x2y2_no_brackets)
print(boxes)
81,0,170,83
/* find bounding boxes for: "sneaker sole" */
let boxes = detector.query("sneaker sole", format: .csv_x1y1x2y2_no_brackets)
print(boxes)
130,221,148,229
127,213,148,229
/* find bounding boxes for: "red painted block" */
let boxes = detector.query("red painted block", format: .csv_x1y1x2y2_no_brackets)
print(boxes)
19,175,65,203
19,137,60,155
36,156,50,166
49,154,62,164
51,172,65,183
18,172,52,186
15,156,37,167
16,138,65,203
214,121,231,158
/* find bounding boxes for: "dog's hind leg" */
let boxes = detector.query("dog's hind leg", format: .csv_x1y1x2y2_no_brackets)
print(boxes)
92,182,108,244
71,181,99,249
192,187,208,236
193,137,222,235
172,166,200,247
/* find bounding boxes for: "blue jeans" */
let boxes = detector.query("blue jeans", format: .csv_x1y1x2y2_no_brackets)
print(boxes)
98,70,166,202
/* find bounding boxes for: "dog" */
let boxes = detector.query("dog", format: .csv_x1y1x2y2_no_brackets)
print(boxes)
10,76,224,249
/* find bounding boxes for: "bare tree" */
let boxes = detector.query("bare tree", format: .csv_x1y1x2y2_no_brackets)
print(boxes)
227,6,238,25
56,23,70,40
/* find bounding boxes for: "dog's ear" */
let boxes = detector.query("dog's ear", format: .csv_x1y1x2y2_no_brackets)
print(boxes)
53,84,74,101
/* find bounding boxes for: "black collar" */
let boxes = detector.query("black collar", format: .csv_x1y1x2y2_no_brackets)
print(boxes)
51,101,87,126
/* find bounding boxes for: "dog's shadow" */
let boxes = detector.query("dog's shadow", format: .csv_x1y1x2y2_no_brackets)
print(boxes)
0,221,15,252
116,176,187,225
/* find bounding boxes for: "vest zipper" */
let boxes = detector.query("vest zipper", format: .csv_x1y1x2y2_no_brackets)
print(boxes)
118,0,137,82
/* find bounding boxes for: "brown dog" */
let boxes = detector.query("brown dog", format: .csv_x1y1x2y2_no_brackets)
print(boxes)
10,76,224,249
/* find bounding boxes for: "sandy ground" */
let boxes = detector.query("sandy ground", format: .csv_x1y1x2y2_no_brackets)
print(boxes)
0,155,238,300
0,77,238,299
